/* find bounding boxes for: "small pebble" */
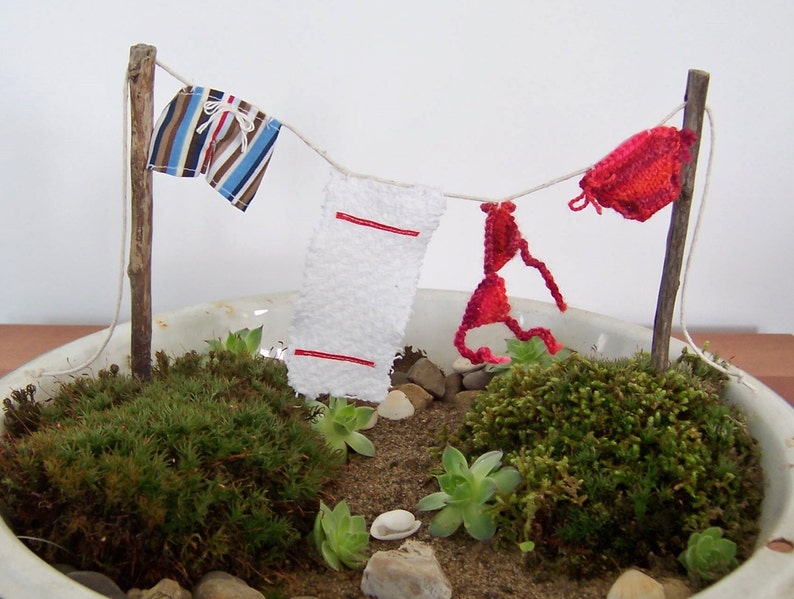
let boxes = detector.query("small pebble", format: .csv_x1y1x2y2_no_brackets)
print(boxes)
607,568,664,599
377,390,415,420
128,578,191,599
406,358,446,398
390,370,411,386
193,570,265,599
396,383,433,411
462,368,494,390
452,356,486,374
443,373,463,401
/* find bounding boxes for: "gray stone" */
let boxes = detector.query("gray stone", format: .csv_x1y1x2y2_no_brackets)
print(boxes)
192,571,265,599
452,356,485,374
390,370,411,387
462,368,494,390
128,578,192,599
396,383,433,411
442,373,463,401
361,539,452,599
67,571,127,599
406,358,446,398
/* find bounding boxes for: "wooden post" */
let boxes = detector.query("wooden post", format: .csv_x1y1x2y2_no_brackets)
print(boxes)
650,69,710,371
127,44,156,380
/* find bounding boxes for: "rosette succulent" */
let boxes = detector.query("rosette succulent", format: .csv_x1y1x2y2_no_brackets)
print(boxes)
312,500,369,571
418,446,521,541
679,526,738,583
206,326,263,356
308,396,375,458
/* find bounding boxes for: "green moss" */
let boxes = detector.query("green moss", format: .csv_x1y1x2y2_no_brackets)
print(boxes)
450,350,763,577
2,384,43,437
0,350,344,589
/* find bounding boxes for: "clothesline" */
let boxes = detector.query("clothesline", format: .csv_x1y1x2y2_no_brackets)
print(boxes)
148,58,753,389
153,59,684,204
47,56,751,393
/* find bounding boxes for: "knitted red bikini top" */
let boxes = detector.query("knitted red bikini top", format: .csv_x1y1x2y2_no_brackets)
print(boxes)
569,126,696,222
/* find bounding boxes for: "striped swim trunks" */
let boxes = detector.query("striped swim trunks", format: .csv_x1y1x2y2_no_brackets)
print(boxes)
147,86,281,211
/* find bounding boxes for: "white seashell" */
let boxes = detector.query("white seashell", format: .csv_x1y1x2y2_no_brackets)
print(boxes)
370,510,422,541
607,568,665,599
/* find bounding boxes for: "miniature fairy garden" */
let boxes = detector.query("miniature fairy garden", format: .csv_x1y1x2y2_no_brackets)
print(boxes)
1,47,790,599
0,331,764,598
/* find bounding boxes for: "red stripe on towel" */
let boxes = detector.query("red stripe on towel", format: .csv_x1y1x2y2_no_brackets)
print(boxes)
335,212,420,237
293,348,376,368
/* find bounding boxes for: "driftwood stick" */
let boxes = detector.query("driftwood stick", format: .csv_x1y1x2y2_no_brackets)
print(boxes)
127,44,156,381
650,69,710,371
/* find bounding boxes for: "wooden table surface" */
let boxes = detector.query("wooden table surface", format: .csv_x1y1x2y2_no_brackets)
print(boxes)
1,325,792,408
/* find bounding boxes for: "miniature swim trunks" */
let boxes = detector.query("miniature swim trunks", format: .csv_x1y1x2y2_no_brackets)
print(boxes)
147,86,281,211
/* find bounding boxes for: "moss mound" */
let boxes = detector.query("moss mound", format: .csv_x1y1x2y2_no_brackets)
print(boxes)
0,350,344,589
451,351,764,576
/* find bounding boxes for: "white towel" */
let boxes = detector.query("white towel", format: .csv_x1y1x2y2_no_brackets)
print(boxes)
286,170,446,403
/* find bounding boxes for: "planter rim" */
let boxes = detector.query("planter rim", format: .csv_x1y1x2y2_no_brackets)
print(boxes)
1,289,792,599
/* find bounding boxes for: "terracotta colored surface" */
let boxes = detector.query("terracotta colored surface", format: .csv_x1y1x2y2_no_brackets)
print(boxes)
0,325,104,378
680,332,794,407
1,326,792,407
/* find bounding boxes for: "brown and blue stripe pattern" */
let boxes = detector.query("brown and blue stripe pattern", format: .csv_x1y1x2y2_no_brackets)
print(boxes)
147,86,281,212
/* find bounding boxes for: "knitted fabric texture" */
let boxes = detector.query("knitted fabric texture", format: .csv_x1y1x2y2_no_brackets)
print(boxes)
454,201,567,364
568,126,696,222
286,170,446,403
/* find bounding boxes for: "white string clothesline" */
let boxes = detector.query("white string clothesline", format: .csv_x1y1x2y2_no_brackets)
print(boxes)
44,58,754,392
677,106,753,388
155,59,669,204
41,70,132,377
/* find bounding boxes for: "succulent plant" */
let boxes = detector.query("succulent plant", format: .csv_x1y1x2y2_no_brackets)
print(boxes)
418,446,521,541
308,396,375,458
312,500,369,571
206,326,263,356
451,350,763,576
679,526,738,583
486,336,572,376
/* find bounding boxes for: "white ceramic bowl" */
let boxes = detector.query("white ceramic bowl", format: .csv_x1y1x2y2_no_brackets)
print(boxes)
1,290,792,598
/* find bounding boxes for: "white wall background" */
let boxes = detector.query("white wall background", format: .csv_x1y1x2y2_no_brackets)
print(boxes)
1,1,792,333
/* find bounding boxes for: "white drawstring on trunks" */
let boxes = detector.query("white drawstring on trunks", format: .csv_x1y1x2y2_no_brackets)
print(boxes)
196,100,256,154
